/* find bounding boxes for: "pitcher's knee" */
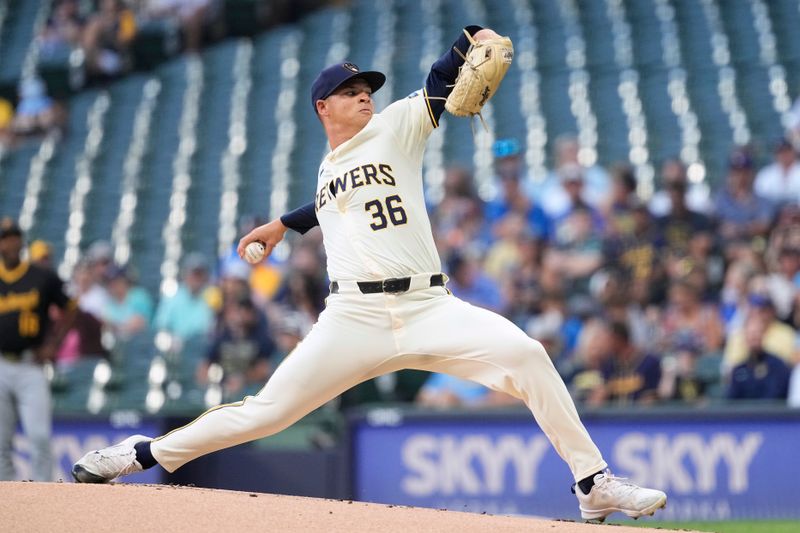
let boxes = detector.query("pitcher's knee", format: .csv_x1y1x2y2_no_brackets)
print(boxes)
504,337,551,370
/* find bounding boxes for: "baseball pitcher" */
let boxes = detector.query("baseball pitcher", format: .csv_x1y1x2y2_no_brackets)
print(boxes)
73,26,666,521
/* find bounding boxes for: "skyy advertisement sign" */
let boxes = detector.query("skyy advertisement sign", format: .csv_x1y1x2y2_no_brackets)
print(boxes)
352,411,800,520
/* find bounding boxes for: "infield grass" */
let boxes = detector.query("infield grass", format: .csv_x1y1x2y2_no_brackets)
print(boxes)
609,520,799,532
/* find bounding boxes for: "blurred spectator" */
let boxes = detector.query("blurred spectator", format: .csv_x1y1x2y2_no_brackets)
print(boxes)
603,201,666,307
483,212,528,281
726,312,791,400
767,204,800,259
39,0,84,55
56,259,108,368
649,158,712,217
54,309,107,368
543,205,604,297
658,337,706,403
654,161,713,256
101,265,153,340
446,251,504,312
723,293,796,371
217,260,251,311
712,148,774,257
432,165,488,257
78,241,113,318
764,246,800,322
69,258,109,318
597,320,662,405
272,270,325,323
28,240,53,270
270,240,328,323
656,278,724,357
249,254,283,303
484,140,549,239
662,231,725,312
140,0,221,53
271,311,309,361
537,135,611,217
564,318,612,406
198,296,274,397
547,164,606,235
82,0,137,78
0,97,13,147
416,372,518,408
11,77,66,137
719,259,758,334
603,163,639,237
594,274,654,353
434,165,481,215
754,138,800,209
502,235,545,327
154,252,214,342
525,290,567,360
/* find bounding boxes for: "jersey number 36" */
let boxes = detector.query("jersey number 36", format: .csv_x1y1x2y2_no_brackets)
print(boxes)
365,195,408,231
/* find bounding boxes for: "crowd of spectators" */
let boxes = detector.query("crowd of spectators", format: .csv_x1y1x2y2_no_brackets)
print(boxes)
420,135,800,409
0,0,236,150
30,133,800,412
38,0,222,78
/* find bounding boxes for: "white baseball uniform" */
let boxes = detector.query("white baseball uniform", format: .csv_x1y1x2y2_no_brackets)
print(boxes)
149,90,607,482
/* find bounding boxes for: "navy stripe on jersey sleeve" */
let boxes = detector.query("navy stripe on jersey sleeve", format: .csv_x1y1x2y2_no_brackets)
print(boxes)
280,202,319,235
423,25,483,127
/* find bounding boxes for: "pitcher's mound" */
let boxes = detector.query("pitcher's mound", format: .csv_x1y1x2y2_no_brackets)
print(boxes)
0,482,688,532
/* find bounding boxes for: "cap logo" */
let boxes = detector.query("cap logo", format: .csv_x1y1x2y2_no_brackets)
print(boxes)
342,63,359,73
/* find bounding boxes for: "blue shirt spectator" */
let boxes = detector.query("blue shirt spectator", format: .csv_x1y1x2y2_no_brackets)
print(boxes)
102,266,153,340
447,252,504,312
485,139,550,239
417,373,491,407
155,253,214,341
546,165,606,244
712,149,774,245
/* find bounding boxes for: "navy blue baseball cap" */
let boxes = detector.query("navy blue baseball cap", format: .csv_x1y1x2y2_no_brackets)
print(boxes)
311,62,385,113
729,148,754,170
0,217,22,239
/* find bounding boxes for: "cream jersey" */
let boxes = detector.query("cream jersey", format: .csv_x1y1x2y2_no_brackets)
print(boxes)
314,89,440,281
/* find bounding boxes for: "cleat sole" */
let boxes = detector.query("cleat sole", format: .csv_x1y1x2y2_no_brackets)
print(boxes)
72,464,110,484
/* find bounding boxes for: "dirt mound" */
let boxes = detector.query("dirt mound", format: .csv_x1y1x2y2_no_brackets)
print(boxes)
0,482,691,532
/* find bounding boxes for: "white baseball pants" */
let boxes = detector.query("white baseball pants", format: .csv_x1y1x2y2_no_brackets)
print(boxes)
151,278,607,481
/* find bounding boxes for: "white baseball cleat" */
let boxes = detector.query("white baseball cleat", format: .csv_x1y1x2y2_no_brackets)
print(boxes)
72,435,152,483
574,470,667,522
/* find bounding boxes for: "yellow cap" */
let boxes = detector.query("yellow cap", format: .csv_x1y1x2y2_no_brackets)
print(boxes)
29,240,51,261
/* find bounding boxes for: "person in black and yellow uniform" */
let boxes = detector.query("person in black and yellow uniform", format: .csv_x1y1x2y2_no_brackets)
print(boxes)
0,218,75,480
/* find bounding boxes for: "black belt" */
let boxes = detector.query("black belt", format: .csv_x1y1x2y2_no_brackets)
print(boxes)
330,274,445,295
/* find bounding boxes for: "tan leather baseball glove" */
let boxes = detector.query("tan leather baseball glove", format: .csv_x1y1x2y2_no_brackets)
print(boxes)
445,30,514,124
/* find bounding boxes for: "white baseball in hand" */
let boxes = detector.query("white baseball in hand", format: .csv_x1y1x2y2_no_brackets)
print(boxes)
244,241,266,264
